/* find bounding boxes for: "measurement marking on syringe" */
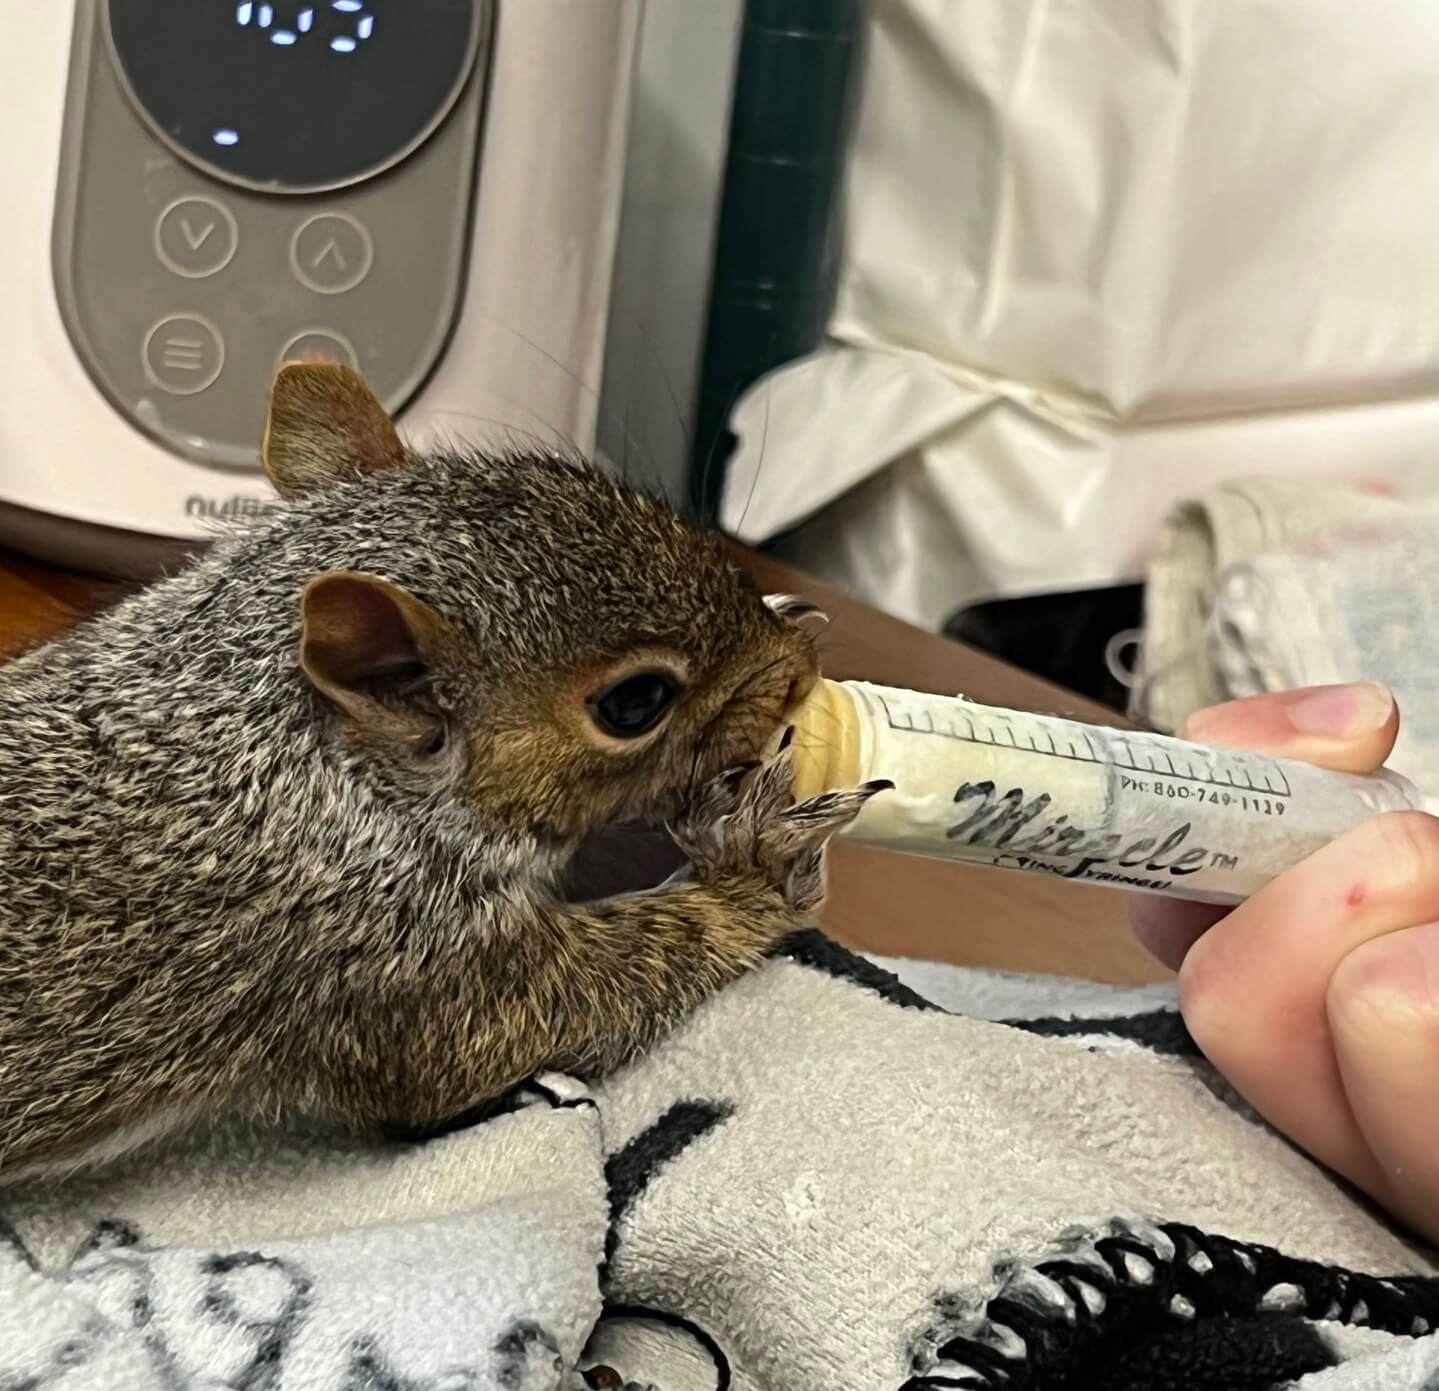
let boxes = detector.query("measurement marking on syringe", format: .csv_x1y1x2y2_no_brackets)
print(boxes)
878,698,1295,797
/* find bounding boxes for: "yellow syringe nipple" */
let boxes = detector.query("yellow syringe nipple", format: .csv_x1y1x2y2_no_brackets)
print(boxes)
782,678,864,800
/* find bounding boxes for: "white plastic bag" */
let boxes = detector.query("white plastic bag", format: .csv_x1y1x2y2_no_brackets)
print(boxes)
722,0,1439,628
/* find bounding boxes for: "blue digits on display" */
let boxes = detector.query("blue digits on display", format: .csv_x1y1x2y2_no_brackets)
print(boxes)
233,1,374,51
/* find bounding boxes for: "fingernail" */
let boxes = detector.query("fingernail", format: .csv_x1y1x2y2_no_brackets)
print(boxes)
1283,682,1393,738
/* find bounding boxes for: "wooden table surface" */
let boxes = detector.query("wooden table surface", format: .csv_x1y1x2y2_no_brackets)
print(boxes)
0,544,1167,987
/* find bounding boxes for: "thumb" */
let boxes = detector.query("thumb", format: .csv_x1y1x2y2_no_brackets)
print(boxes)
1180,682,1398,774
1327,919,1439,1236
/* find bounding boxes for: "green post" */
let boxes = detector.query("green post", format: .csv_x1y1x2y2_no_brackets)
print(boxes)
690,0,861,521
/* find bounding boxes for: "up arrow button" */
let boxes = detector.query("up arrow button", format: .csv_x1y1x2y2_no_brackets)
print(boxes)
290,213,373,295
310,239,346,273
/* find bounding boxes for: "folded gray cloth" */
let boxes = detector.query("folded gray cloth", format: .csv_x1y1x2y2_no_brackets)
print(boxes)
1141,473,1439,801
5,932,1439,1390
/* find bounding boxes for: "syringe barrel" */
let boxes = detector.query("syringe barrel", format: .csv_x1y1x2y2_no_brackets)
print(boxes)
787,680,1425,905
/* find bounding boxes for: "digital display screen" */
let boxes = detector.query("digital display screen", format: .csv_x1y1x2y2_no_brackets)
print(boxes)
107,0,481,191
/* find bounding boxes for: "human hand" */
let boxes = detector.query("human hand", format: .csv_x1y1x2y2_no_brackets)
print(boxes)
1130,682,1439,1240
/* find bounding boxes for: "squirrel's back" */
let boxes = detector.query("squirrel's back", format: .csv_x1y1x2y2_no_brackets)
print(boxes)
0,454,578,1166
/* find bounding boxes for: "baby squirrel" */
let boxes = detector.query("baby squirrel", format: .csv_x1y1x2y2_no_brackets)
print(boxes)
0,362,885,1181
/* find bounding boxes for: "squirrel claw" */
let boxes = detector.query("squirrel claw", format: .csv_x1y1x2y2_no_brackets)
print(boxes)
674,743,881,918
678,754,765,831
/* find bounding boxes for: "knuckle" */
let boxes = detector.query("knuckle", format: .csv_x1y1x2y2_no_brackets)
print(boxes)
1175,946,1218,1039
1174,933,1238,1052
1362,811,1439,898
1328,931,1439,1042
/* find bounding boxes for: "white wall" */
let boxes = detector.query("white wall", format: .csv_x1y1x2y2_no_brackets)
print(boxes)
595,0,743,501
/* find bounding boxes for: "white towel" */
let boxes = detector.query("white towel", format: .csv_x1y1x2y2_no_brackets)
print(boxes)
1141,472,1439,801
5,931,1439,1389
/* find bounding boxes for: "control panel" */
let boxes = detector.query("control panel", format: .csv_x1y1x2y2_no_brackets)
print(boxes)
53,0,491,470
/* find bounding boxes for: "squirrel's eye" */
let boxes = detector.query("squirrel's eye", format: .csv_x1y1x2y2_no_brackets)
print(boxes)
590,672,679,738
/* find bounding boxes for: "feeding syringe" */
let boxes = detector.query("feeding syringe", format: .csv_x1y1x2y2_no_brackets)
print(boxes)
785,681,1423,906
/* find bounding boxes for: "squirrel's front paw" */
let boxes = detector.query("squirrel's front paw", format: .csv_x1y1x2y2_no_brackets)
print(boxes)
673,732,890,915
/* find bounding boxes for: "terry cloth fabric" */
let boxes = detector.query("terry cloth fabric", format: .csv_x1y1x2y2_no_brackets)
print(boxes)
1140,472,1439,802
4,931,1439,1391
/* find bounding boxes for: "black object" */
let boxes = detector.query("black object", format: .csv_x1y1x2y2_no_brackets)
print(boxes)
107,0,481,191
945,584,1145,713
690,0,862,518
604,1099,735,1268
1085,1312,1334,1391
908,1220,1439,1391
1001,1007,1201,1058
778,928,944,1012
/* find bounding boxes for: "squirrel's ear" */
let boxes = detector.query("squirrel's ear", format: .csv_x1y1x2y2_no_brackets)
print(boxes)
262,362,406,499
299,571,449,740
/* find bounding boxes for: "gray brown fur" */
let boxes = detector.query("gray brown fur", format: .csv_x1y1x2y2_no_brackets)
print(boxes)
0,365,878,1180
